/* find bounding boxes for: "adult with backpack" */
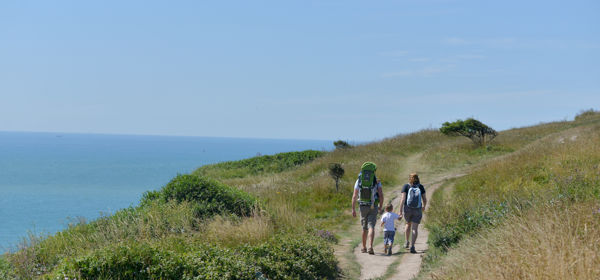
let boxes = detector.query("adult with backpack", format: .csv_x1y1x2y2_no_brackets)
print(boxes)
399,173,427,254
351,162,384,255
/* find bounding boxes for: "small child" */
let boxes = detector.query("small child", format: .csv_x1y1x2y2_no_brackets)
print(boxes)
380,204,402,255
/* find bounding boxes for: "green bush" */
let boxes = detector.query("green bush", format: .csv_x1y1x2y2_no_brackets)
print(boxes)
0,257,16,279
141,175,256,218
51,234,337,280
195,150,325,179
333,140,351,149
244,234,338,279
51,242,258,280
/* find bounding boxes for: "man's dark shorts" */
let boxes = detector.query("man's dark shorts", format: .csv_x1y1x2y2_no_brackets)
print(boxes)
359,205,378,230
404,206,423,224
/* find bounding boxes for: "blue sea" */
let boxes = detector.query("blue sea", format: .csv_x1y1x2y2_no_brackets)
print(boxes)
0,132,331,251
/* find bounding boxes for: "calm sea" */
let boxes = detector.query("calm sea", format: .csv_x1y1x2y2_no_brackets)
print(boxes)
0,132,331,251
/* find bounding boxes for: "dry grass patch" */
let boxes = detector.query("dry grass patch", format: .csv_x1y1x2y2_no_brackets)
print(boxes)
203,213,273,247
427,202,600,280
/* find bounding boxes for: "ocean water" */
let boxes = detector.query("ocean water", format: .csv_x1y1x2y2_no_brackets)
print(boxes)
0,132,331,251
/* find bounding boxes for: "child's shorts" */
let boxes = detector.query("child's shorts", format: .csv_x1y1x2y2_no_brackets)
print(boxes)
384,230,395,245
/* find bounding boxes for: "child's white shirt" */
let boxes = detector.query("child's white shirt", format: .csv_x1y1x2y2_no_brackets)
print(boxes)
381,212,399,232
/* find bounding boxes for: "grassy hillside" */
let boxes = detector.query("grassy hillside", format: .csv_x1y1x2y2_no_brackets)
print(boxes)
2,110,598,279
420,111,600,279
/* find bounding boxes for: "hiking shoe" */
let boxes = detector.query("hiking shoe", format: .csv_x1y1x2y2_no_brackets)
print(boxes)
404,241,410,249
368,248,374,255
410,246,417,254
388,247,392,255
384,244,389,254
361,248,367,253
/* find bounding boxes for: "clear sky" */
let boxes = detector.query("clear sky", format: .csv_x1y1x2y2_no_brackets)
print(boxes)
1,1,598,141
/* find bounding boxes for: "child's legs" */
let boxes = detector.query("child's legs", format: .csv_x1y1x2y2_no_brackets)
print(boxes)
384,231,395,246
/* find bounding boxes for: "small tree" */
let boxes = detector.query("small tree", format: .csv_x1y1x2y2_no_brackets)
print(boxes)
328,163,345,192
333,140,351,149
440,118,497,146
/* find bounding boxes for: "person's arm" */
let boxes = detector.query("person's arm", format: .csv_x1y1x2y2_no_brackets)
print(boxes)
377,185,384,210
422,188,428,210
352,188,359,217
399,192,407,216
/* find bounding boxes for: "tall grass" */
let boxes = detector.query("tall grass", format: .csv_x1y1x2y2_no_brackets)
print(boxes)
428,202,600,280
421,112,600,279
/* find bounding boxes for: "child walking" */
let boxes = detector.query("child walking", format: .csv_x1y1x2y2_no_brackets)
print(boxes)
380,204,402,255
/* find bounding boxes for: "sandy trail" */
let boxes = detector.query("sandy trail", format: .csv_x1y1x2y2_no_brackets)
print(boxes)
353,189,406,279
343,153,464,280
388,176,459,280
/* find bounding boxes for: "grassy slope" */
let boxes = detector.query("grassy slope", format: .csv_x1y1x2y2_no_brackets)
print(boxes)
420,111,600,279
2,110,599,279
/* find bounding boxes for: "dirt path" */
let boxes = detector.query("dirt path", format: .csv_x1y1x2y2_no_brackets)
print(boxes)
337,153,464,280
388,176,459,280
353,186,406,280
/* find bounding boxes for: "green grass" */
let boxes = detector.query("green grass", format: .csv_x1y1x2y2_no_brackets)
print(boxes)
194,150,325,179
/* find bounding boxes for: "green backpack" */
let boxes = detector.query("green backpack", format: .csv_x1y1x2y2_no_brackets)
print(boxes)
358,162,378,207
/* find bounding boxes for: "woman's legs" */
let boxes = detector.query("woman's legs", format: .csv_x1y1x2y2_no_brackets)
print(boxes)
404,222,411,246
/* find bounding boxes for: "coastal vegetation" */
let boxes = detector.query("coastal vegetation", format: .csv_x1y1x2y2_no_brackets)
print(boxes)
1,110,599,279
194,150,324,179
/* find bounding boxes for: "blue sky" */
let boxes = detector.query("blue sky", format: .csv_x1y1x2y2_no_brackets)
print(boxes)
1,0,598,141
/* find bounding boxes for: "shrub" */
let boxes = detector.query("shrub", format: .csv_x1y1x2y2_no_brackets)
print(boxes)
141,174,256,218
0,257,16,279
51,233,337,280
328,163,344,192
51,242,258,280
315,229,338,244
333,140,351,149
243,234,338,279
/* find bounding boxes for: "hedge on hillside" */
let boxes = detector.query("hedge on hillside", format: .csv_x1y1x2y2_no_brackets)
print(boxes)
141,174,257,218
195,150,325,178
50,234,337,280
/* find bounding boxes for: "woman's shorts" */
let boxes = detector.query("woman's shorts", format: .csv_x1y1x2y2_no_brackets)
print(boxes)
404,206,423,224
